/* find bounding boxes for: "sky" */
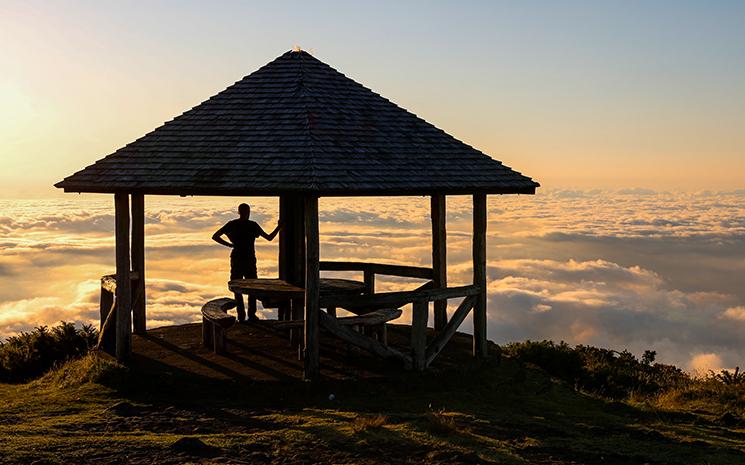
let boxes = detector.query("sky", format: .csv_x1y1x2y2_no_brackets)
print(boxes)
1,2,744,373
1,0,744,196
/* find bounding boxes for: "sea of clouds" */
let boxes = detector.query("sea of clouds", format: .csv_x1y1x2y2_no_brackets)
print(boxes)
1,189,744,373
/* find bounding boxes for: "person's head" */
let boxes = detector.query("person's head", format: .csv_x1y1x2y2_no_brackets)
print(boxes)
238,203,251,219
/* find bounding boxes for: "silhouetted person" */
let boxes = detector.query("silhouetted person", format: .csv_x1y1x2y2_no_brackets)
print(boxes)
213,203,281,321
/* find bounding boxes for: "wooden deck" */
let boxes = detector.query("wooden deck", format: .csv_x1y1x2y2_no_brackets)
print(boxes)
130,322,484,383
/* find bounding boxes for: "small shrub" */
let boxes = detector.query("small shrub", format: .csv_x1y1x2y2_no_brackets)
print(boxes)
351,414,388,433
0,322,98,383
425,408,458,436
503,340,689,400
712,367,745,386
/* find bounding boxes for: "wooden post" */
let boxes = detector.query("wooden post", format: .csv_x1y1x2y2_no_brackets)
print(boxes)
303,195,320,381
278,195,291,321
431,195,447,330
114,193,132,361
411,301,428,371
99,285,115,354
363,269,375,294
291,196,306,342
279,194,306,286
292,196,306,287
278,195,290,281
131,193,146,335
472,193,488,358
202,318,213,349
213,325,227,354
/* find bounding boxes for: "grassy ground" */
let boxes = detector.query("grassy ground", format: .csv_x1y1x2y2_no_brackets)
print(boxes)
1,350,745,464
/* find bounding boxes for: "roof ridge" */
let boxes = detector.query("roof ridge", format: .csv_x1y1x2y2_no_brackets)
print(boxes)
297,52,320,192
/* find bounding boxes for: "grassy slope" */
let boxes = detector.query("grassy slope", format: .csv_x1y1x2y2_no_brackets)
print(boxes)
1,352,744,465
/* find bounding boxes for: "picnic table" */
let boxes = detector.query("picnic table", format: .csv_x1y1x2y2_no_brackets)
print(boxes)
228,277,367,318
228,277,368,348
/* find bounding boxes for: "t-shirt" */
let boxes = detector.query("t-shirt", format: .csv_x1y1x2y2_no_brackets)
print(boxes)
222,219,261,257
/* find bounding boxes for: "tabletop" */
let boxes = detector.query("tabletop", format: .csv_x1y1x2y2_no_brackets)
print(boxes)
228,277,367,298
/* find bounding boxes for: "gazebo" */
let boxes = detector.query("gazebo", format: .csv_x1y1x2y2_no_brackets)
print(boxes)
56,50,538,380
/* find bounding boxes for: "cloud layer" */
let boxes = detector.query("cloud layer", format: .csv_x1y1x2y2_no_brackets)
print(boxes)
1,190,743,372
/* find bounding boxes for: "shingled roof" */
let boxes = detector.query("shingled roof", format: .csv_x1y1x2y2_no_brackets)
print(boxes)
56,50,538,196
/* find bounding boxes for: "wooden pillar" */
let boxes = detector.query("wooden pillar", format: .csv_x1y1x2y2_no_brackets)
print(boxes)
472,193,488,358
303,195,320,381
363,269,375,294
278,195,291,321
131,193,146,335
99,284,115,354
280,195,306,324
292,196,306,287
431,194,447,330
278,195,293,282
280,195,306,286
411,301,428,371
114,193,132,361
278,195,289,280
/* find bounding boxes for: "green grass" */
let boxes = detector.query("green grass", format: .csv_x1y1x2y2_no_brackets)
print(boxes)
1,351,745,464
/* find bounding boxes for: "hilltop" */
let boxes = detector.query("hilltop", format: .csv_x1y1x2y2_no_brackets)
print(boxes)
1,326,744,464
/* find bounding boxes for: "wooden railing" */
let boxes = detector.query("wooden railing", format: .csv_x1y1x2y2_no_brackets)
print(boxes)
319,260,479,370
97,272,140,355
319,280,480,371
319,283,479,309
320,261,433,279
319,260,433,296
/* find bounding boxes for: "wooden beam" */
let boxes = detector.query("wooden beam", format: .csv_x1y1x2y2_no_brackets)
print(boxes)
473,193,488,358
431,195,447,330
320,284,480,309
114,193,132,361
411,301,428,371
319,261,433,279
425,295,477,367
303,195,320,381
131,193,146,335
319,312,412,369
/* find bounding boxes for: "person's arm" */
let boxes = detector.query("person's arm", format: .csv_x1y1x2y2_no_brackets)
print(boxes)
258,221,283,241
212,224,233,248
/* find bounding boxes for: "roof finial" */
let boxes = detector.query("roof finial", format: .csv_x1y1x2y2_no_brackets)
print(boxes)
292,45,302,53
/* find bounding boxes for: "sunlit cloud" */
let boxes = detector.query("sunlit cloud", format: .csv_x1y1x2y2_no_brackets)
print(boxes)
689,353,725,375
0,190,744,372
721,306,745,321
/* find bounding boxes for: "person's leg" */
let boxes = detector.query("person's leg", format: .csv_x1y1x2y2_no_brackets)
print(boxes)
247,258,258,319
230,255,246,322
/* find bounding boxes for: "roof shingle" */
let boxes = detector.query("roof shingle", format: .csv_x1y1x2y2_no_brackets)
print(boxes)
56,50,539,196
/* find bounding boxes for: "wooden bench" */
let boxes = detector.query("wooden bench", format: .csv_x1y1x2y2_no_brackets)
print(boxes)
274,307,402,347
201,298,237,354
